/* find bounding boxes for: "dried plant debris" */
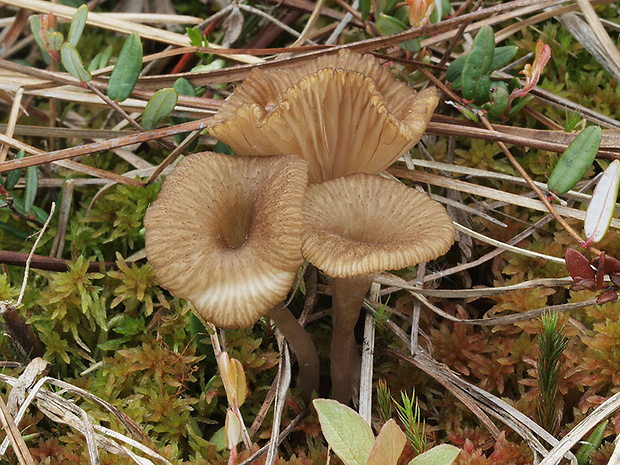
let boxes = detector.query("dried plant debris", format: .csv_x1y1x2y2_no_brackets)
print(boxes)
0,358,170,465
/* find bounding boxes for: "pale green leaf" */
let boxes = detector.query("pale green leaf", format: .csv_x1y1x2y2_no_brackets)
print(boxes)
408,445,461,465
142,88,178,130
68,4,88,47
584,159,620,243
24,166,38,213
314,399,374,465
60,42,92,83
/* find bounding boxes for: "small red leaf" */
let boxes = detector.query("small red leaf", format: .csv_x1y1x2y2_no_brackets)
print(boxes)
592,255,620,275
565,248,595,283
597,289,618,304
595,252,606,290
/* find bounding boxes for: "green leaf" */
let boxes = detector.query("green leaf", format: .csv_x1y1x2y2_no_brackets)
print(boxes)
367,420,406,465
0,222,29,240
3,150,25,190
88,45,113,71
173,77,197,97
187,27,203,47
548,126,602,195
446,55,466,83
482,85,509,120
491,45,518,70
61,42,92,83
359,0,371,21
462,26,495,103
576,421,607,465
377,13,408,35
584,159,620,243
107,32,143,102
506,93,533,118
47,31,64,54
407,445,461,465
142,88,178,130
68,4,88,47
24,166,38,213
313,399,375,465
376,14,419,52
30,15,48,55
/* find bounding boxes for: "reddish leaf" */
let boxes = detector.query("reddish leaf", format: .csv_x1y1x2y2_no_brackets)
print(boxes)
565,248,595,283
597,289,618,304
592,254,620,275
595,252,606,291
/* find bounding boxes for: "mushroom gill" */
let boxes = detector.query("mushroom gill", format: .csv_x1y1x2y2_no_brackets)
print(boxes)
302,173,455,402
209,49,439,183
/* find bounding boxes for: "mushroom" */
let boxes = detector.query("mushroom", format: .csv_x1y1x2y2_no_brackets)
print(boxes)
209,49,439,183
144,151,319,398
302,173,455,403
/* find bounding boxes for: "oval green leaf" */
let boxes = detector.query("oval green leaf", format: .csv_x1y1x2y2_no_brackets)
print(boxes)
482,85,509,120
107,32,143,102
173,77,197,97
142,88,178,130
30,15,47,54
446,55,466,83
548,126,602,195
60,42,92,83
24,165,38,213
407,445,461,465
491,45,518,70
4,150,25,191
88,45,113,71
376,13,408,35
359,0,371,21
584,159,620,243
47,31,64,54
576,420,607,465
462,25,495,103
313,399,374,465
68,4,88,47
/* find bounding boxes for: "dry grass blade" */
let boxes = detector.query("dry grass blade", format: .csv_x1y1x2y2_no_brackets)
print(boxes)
0,118,211,172
0,395,35,465
575,0,620,80
1,0,262,64
539,390,620,464
0,371,170,464
389,167,620,230
359,282,379,424
376,274,573,298
265,339,291,465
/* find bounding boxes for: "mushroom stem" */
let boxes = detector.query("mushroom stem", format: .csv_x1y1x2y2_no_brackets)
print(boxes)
330,275,374,404
268,305,319,401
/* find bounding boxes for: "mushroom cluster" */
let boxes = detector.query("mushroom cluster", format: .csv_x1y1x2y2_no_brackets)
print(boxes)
145,49,454,404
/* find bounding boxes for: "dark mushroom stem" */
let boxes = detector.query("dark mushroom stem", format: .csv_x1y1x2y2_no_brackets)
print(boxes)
330,275,374,404
268,305,319,401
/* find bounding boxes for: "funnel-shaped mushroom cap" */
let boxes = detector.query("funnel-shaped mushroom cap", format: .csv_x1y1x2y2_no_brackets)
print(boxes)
145,152,308,329
302,173,455,278
209,49,439,183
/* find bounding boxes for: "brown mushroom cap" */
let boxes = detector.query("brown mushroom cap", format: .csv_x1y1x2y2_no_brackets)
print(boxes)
144,152,308,329
301,173,455,277
209,49,439,183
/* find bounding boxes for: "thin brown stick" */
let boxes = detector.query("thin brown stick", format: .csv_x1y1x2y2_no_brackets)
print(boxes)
479,114,599,254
